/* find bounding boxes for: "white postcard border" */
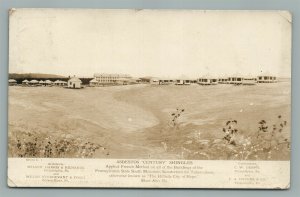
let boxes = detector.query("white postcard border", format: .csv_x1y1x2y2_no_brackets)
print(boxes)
8,158,290,189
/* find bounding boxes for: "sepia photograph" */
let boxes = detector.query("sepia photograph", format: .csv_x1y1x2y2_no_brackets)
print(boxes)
7,9,291,188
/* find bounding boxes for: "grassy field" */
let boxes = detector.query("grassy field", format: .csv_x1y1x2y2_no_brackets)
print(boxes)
8,81,291,160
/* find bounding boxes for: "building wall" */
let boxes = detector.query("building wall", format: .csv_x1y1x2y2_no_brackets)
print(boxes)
93,74,131,85
176,79,191,85
68,81,81,88
257,76,277,83
150,79,159,85
227,77,243,84
198,78,218,85
242,78,256,85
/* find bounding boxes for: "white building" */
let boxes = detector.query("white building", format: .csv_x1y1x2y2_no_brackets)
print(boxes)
175,79,191,85
91,73,132,86
29,80,39,85
218,78,228,84
227,76,243,85
257,75,277,83
68,77,82,89
39,80,45,85
22,79,29,85
116,77,131,85
61,81,67,86
198,77,218,85
159,78,176,85
8,79,17,86
44,80,53,86
89,78,98,86
150,78,160,85
54,80,67,86
242,77,257,85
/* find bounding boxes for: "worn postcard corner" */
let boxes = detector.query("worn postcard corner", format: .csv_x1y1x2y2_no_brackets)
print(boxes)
278,10,292,23
7,176,17,188
8,8,17,16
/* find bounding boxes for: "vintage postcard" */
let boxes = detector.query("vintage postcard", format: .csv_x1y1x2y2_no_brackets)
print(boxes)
8,9,291,188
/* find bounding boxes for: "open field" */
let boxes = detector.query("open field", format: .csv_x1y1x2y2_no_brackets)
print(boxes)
8,81,291,160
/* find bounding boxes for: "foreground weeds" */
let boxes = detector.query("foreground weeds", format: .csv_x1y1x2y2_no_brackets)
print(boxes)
9,128,108,158
161,110,290,160
8,109,290,160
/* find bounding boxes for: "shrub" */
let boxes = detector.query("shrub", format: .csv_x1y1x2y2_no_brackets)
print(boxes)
162,108,290,160
9,130,108,158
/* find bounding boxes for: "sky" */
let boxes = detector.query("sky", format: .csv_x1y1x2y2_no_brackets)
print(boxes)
9,9,292,78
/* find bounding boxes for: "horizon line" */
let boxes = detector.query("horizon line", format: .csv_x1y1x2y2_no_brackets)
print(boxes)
9,72,291,79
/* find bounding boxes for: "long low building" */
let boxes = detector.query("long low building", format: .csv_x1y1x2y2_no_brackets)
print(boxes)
90,73,132,86
257,75,277,83
242,77,257,85
227,76,243,84
218,78,228,84
54,80,68,86
148,75,265,86
175,79,191,85
89,73,278,86
198,77,218,85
